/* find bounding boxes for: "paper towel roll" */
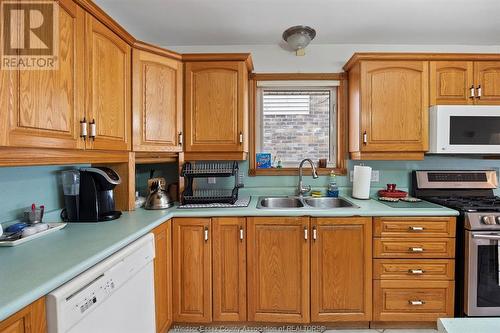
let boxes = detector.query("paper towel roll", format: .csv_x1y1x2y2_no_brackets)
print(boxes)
352,165,372,199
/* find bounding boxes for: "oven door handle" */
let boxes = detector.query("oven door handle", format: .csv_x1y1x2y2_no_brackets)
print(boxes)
472,234,500,240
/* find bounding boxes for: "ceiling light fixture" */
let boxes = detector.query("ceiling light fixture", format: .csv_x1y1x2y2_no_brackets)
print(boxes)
282,25,316,56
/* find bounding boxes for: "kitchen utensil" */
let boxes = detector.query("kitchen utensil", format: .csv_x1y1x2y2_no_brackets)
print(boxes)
24,205,44,224
145,180,174,210
352,165,372,199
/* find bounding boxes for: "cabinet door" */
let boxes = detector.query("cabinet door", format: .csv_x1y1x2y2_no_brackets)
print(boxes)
172,218,212,323
212,217,246,322
85,13,131,151
0,297,46,333
361,61,428,152
475,61,500,105
184,61,247,152
310,217,372,322
153,222,172,333
247,217,310,323
1,0,85,149
430,61,474,105
132,49,183,152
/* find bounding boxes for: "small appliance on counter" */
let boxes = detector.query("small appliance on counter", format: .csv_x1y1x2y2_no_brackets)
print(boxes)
144,178,174,210
61,167,122,222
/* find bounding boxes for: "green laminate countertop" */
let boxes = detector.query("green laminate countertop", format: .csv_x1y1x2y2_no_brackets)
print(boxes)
0,196,458,321
438,318,500,333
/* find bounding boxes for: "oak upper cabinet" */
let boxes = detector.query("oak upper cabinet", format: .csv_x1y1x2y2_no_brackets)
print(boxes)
172,218,212,323
183,54,252,160
345,56,429,160
132,46,183,152
247,217,310,323
430,61,474,105
85,13,131,151
474,61,500,105
152,222,172,333
212,217,247,322
310,217,372,322
0,297,46,333
0,0,85,149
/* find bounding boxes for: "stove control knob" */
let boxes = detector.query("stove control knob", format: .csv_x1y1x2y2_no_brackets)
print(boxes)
496,216,500,225
482,216,496,225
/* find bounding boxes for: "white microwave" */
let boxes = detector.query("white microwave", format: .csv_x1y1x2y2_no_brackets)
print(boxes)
429,105,500,154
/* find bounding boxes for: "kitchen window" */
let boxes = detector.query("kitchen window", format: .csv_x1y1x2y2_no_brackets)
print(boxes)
249,74,347,176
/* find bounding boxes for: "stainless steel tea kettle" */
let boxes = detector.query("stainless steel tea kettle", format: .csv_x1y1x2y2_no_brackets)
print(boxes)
145,179,174,210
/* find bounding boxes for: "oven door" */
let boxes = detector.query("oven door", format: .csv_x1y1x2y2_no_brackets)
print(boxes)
429,105,500,154
465,230,500,316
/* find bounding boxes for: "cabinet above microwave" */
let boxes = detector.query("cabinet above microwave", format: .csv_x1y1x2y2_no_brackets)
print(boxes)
429,105,500,154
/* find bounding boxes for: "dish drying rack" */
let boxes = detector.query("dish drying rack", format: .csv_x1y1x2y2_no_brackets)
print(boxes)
181,161,240,204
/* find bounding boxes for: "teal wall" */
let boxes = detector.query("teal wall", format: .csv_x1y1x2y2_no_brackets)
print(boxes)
1,156,500,223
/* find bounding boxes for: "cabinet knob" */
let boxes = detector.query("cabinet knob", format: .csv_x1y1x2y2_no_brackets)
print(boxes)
178,132,183,146
80,118,88,140
89,119,96,140
239,132,243,144
312,226,317,241
239,227,244,241
408,300,425,306
470,85,475,98
204,227,209,241
477,85,482,99
409,247,424,252
409,226,424,231
304,227,308,240
363,131,367,144
408,269,424,275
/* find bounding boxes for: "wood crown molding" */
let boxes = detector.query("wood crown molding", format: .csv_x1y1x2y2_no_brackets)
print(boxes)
133,40,183,61
343,52,500,71
250,73,346,81
74,0,135,44
182,53,254,72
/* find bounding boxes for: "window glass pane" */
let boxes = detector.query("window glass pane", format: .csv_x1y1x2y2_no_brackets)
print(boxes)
260,89,335,167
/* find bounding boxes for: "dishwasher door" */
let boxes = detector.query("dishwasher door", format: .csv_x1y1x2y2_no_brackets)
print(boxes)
46,234,156,333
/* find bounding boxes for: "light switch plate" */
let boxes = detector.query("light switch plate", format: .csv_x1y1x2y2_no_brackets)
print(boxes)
349,170,380,182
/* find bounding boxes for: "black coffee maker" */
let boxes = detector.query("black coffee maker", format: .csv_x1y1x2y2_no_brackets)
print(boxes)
61,167,122,222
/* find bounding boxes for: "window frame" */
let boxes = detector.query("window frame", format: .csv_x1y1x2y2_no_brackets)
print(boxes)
248,73,348,176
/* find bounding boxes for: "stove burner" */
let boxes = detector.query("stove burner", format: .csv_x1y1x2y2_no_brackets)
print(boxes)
425,196,500,212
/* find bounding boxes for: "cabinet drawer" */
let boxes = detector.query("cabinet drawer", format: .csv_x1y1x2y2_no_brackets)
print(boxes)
374,238,455,258
373,259,454,280
373,280,454,321
374,217,456,238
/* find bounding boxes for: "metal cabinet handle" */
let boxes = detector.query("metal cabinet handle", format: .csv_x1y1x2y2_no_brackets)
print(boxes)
473,233,500,240
363,131,367,144
239,227,244,241
410,247,424,252
408,269,424,275
204,227,209,241
477,85,482,99
89,119,96,140
409,300,425,306
470,85,475,98
80,118,88,140
304,227,308,240
178,132,183,146
409,226,424,231
312,226,317,241
239,132,243,144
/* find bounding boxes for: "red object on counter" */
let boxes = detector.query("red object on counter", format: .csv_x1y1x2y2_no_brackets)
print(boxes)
378,189,408,198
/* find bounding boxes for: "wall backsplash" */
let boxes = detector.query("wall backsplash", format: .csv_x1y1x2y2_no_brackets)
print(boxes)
0,165,87,224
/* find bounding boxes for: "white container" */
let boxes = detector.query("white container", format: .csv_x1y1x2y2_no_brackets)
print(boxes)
352,165,372,199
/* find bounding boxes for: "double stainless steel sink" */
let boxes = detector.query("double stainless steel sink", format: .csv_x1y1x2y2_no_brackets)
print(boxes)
256,196,359,209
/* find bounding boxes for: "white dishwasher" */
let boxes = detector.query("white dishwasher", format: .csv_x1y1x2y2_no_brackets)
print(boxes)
46,233,156,333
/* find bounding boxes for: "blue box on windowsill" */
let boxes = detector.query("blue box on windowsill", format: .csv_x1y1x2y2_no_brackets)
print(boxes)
256,153,272,169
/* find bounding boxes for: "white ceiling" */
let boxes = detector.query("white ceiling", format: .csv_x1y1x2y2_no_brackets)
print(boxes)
95,0,500,46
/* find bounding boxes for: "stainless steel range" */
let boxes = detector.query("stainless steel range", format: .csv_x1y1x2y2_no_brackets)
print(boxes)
412,170,500,317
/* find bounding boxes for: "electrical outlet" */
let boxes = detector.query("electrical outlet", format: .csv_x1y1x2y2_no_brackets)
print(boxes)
207,177,216,184
349,170,380,182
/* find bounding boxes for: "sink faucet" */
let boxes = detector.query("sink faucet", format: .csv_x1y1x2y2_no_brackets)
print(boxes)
297,158,319,196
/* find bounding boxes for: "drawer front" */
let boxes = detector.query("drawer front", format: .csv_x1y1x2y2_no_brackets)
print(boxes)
373,259,454,280
373,280,454,321
374,217,456,238
374,238,455,258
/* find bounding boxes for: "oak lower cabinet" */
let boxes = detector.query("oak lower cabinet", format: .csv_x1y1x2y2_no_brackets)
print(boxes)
346,58,429,160
247,217,310,323
153,222,173,333
0,298,46,333
84,12,131,151
0,0,85,149
430,60,500,105
172,217,246,323
173,218,212,323
183,54,253,160
310,217,372,322
132,45,183,152
372,216,456,323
